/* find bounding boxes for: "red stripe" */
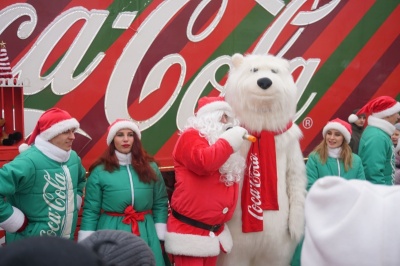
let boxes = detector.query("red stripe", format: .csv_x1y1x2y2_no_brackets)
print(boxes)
371,63,400,99
55,0,164,119
243,0,346,58
41,0,115,73
300,4,400,151
302,0,374,67
78,0,255,166
153,1,256,164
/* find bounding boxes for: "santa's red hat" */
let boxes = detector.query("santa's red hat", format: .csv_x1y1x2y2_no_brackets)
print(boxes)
107,119,141,145
19,108,79,152
322,118,352,143
196,96,232,117
357,96,400,119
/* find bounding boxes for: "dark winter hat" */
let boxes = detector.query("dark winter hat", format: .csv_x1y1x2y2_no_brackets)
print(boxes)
0,236,106,266
80,230,156,266
348,108,366,123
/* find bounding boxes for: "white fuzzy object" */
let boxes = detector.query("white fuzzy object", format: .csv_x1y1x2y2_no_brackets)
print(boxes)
302,176,400,265
0,207,25,233
218,53,307,266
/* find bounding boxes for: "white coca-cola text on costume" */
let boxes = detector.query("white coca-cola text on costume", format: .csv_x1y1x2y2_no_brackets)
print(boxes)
41,171,67,236
0,1,339,133
247,153,263,221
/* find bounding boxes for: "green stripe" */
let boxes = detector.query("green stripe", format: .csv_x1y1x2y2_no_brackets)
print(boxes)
142,5,275,153
296,0,399,122
24,0,150,109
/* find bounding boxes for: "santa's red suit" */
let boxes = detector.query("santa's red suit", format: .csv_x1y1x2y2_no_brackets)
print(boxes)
165,127,240,264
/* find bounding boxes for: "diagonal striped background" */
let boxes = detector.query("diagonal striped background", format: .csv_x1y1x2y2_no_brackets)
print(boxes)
0,0,399,170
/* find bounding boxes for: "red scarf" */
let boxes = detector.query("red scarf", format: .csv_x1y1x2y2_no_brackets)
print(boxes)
241,122,293,233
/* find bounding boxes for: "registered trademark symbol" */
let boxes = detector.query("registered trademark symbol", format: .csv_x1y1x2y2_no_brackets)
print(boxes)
302,117,313,129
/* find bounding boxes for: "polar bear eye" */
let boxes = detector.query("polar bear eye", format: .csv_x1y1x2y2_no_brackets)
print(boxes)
271,69,278,74
250,68,258,73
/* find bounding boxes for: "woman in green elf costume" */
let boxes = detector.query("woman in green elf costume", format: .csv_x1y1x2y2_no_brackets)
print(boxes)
78,119,169,266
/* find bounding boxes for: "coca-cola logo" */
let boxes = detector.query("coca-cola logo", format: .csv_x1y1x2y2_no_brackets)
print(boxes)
40,171,67,237
0,1,340,134
247,153,263,220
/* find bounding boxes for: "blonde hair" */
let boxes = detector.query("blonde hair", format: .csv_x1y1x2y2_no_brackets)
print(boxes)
313,135,353,172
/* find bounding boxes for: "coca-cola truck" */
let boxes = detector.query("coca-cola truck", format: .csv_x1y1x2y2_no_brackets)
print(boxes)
0,0,399,245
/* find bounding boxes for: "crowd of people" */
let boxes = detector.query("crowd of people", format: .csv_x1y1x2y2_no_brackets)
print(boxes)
0,95,399,265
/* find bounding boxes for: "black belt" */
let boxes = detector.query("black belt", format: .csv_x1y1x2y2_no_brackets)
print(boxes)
171,209,222,232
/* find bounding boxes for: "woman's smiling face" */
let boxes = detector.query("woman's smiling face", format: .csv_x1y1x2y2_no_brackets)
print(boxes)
325,129,344,149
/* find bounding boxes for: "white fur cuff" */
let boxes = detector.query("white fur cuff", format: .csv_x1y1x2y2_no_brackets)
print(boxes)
76,195,82,211
218,224,233,253
155,223,167,241
0,207,25,233
165,232,220,257
77,230,95,242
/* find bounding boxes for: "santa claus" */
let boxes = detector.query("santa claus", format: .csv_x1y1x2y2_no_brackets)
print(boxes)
164,96,248,266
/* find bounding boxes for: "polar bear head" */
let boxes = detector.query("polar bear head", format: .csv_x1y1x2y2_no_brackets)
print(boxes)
224,53,297,132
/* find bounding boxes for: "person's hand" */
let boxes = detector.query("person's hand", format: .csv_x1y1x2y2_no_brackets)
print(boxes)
219,126,247,152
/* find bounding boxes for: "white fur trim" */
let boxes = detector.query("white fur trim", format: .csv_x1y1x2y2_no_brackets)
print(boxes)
18,143,30,153
77,230,95,242
76,195,82,211
368,116,396,136
165,232,220,257
155,223,166,241
40,118,79,141
217,224,233,253
107,120,141,145
197,101,232,117
348,114,359,124
373,102,400,118
323,122,351,143
0,207,25,233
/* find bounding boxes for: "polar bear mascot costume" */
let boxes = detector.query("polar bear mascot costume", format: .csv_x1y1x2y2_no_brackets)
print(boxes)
218,53,307,266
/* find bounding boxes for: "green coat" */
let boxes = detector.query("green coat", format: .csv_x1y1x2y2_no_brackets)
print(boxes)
306,152,366,190
359,125,394,185
80,162,168,266
0,145,86,243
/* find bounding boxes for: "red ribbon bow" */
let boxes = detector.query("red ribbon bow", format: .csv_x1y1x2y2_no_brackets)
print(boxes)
107,206,152,236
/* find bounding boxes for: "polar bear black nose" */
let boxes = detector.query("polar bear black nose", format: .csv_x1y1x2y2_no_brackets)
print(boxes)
257,78,272,90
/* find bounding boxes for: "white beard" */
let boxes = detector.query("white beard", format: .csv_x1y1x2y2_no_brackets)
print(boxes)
184,111,246,186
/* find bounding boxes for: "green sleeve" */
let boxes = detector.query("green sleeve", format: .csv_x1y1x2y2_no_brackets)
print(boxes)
306,154,320,191
80,168,102,231
360,135,388,184
0,157,34,222
151,164,168,224
354,156,366,180
77,158,86,197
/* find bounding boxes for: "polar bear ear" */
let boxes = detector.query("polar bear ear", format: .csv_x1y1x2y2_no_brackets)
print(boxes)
279,57,290,70
231,53,244,68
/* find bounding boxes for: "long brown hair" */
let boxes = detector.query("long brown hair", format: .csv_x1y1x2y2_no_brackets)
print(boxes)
88,132,158,183
313,135,353,172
